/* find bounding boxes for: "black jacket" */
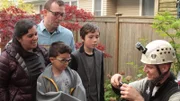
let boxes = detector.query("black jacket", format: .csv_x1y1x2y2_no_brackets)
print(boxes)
69,45,104,101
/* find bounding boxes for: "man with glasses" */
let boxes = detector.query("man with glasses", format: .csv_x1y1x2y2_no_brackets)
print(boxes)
37,0,75,51
37,41,86,101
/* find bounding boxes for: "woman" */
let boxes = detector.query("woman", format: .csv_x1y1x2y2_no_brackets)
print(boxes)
0,19,49,101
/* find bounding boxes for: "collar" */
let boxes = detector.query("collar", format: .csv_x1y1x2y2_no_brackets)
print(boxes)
39,20,61,34
39,20,46,32
79,43,95,55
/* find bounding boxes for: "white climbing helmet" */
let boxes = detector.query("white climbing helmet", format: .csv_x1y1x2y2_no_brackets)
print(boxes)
141,40,176,64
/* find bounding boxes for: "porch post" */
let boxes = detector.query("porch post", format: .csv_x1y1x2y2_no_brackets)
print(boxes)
115,13,122,73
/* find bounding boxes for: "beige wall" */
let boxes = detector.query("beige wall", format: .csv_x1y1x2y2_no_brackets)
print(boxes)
159,0,177,15
78,0,92,13
117,0,140,16
103,0,117,16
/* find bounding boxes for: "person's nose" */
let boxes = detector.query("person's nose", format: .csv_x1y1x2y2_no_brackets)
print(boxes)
57,15,64,20
33,34,38,40
93,37,98,42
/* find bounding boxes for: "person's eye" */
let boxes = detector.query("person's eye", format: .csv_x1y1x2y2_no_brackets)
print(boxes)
27,34,33,38
61,59,66,62
89,36,93,39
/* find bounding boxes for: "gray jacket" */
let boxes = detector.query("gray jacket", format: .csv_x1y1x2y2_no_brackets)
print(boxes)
36,65,87,101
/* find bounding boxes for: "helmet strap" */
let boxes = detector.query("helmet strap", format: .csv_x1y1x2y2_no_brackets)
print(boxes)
151,65,170,86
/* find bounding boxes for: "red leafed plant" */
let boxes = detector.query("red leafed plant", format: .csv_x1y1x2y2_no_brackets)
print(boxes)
60,5,94,31
0,6,41,44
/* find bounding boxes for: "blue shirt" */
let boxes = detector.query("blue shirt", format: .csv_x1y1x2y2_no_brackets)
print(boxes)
37,21,75,51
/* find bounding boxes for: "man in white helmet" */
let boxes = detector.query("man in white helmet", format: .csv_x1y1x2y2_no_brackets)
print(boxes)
111,40,180,101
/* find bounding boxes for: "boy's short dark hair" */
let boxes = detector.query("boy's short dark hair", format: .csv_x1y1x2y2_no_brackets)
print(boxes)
49,41,72,57
80,23,100,40
44,0,64,10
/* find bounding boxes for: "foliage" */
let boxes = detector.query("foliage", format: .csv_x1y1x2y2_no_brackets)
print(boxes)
0,0,34,13
152,12,180,75
104,74,119,101
126,62,145,80
0,6,41,44
61,5,93,31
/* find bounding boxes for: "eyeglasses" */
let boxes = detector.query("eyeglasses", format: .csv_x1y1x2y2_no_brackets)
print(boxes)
56,57,71,64
48,9,65,17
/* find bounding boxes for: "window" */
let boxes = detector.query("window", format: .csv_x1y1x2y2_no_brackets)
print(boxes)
64,0,77,6
142,0,154,16
94,0,102,16
39,5,43,12
71,1,77,6
64,2,70,5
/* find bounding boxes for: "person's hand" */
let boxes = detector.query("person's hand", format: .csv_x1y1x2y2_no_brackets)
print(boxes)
110,74,122,89
120,84,144,101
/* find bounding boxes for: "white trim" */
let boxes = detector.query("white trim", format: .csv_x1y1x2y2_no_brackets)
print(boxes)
154,0,159,15
92,0,95,14
139,0,142,16
101,0,103,16
77,0,79,9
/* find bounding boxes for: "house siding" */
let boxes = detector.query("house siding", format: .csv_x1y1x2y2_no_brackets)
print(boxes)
117,0,140,16
159,0,177,15
78,0,92,13
103,0,117,16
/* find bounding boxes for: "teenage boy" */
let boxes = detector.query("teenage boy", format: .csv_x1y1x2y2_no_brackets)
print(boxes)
69,23,104,101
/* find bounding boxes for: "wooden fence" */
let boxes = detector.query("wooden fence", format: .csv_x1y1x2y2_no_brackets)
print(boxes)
75,15,164,79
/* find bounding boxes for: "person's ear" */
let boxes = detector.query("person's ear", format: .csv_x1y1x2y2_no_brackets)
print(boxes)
49,57,55,63
41,9,48,16
16,37,22,43
80,36,84,42
161,64,170,73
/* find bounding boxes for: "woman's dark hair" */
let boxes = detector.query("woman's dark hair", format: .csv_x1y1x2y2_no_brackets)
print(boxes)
13,19,36,39
80,23,100,40
49,41,72,57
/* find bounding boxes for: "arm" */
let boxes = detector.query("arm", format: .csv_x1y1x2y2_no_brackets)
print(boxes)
111,73,146,101
100,54,104,101
69,54,78,71
0,53,11,100
70,34,76,52
169,92,180,101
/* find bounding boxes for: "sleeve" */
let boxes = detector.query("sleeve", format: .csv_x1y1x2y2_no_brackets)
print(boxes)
69,54,78,71
100,53,105,101
70,33,76,52
36,75,82,101
169,92,180,101
129,78,147,93
71,70,87,101
0,54,11,101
